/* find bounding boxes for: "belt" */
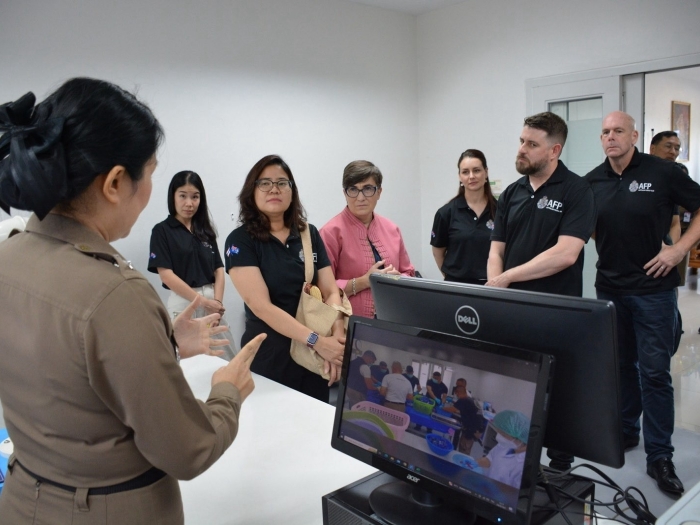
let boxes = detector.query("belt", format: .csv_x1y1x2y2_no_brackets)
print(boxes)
15,460,166,496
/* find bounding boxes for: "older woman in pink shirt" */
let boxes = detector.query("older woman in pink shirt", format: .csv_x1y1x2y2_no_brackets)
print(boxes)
320,161,415,318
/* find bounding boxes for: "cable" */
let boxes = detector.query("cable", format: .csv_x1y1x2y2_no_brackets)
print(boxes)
530,504,635,525
536,463,657,525
538,465,575,525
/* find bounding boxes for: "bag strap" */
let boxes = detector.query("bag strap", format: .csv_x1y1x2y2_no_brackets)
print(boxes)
300,225,314,283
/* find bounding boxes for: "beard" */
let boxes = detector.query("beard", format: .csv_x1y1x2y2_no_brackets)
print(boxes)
515,156,547,176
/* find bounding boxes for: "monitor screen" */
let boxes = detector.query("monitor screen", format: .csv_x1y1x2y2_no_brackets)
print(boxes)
331,317,554,525
371,274,624,469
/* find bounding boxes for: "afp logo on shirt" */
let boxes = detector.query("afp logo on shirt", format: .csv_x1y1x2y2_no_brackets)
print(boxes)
537,195,563,213
629,180,654,193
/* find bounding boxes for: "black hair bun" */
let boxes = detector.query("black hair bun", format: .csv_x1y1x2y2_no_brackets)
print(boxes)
0,92,68,219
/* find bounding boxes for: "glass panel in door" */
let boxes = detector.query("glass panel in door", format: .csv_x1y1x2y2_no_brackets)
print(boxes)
549,98,604,298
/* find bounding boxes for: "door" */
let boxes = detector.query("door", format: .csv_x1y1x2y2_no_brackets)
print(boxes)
528,76,621,298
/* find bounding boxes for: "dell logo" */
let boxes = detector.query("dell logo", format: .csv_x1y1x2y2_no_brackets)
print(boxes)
455,305,480,335
406,474,419,483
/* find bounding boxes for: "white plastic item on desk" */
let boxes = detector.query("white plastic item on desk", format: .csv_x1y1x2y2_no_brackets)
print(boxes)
0,436,13,458
656,479,700,525
0,215,28,242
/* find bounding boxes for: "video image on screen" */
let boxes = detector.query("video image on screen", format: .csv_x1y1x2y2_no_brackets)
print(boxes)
338,323,542,514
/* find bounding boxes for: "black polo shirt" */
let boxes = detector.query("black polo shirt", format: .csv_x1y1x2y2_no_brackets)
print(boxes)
430,196,494,282
427,379,448,400
453,397,482,435
491,161,595,297
403,373,420,392
148,216,224,289
584,148,700,295
370,365,389,383
224,223,331,321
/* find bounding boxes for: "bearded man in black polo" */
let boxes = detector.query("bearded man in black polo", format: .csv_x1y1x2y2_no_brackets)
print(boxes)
584,111,700,495
487,112,595,296
487,111,596,471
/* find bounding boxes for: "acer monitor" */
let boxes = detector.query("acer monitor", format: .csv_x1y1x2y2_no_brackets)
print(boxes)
331,317,555,525
371,274,624,469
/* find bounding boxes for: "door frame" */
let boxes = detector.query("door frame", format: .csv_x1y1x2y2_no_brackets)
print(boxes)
526,53,700,298
526,52,700,106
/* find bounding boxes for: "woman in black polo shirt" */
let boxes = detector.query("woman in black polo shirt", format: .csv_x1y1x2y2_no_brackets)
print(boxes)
430,149,497,284
225,155,345,402
148,171,235,359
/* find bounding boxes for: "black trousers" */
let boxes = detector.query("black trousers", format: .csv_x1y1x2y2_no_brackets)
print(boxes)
242,319,329,403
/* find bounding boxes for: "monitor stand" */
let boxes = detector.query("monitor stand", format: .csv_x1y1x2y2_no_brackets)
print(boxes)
323,472,475,525
369,481,475,525
323,471,595,525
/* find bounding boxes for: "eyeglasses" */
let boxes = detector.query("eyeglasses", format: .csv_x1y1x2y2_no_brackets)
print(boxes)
255,179,293,192
344,185,378,198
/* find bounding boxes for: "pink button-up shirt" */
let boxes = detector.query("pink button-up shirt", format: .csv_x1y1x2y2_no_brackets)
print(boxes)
320,207,415,318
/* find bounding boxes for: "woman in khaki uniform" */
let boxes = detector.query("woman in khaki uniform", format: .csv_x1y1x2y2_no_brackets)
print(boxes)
0,78,264,524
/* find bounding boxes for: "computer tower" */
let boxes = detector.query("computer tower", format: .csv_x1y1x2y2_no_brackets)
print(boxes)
322,472,595,525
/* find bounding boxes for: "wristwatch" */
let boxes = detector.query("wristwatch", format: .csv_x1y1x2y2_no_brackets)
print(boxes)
306,331,319,349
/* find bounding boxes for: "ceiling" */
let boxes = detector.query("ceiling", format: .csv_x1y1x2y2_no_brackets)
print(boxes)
338,0,466,15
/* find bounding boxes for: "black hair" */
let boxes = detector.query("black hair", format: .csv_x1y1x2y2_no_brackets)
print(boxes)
650,130,679,145
362,350,377,360
0,77,163,219
238,155,307,242
167,171,218,243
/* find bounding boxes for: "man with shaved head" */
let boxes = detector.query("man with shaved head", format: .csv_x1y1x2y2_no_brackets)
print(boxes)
584,111,700,495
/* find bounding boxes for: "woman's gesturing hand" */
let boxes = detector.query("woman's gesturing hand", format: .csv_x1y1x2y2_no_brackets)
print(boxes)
212,333,266,402
173,296,231,358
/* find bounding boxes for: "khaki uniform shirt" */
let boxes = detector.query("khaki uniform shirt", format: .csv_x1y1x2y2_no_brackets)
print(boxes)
0,213,241,487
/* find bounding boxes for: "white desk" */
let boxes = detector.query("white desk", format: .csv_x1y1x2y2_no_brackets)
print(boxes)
179,356,376,525
179,358,620,525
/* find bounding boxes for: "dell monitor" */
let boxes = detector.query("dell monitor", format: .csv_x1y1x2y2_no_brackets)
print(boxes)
331,317,555,525
371,274,624,469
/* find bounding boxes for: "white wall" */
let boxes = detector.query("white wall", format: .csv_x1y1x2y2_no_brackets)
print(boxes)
4,0,700,320
416,0,700,279
0,0,420,340
645,68,700,181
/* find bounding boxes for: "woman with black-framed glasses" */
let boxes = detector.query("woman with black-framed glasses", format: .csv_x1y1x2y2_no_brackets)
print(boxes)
320,160,415,318
225,155,345,402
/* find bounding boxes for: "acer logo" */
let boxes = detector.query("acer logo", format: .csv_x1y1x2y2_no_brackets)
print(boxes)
406,474,420,483
455,305,480,335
